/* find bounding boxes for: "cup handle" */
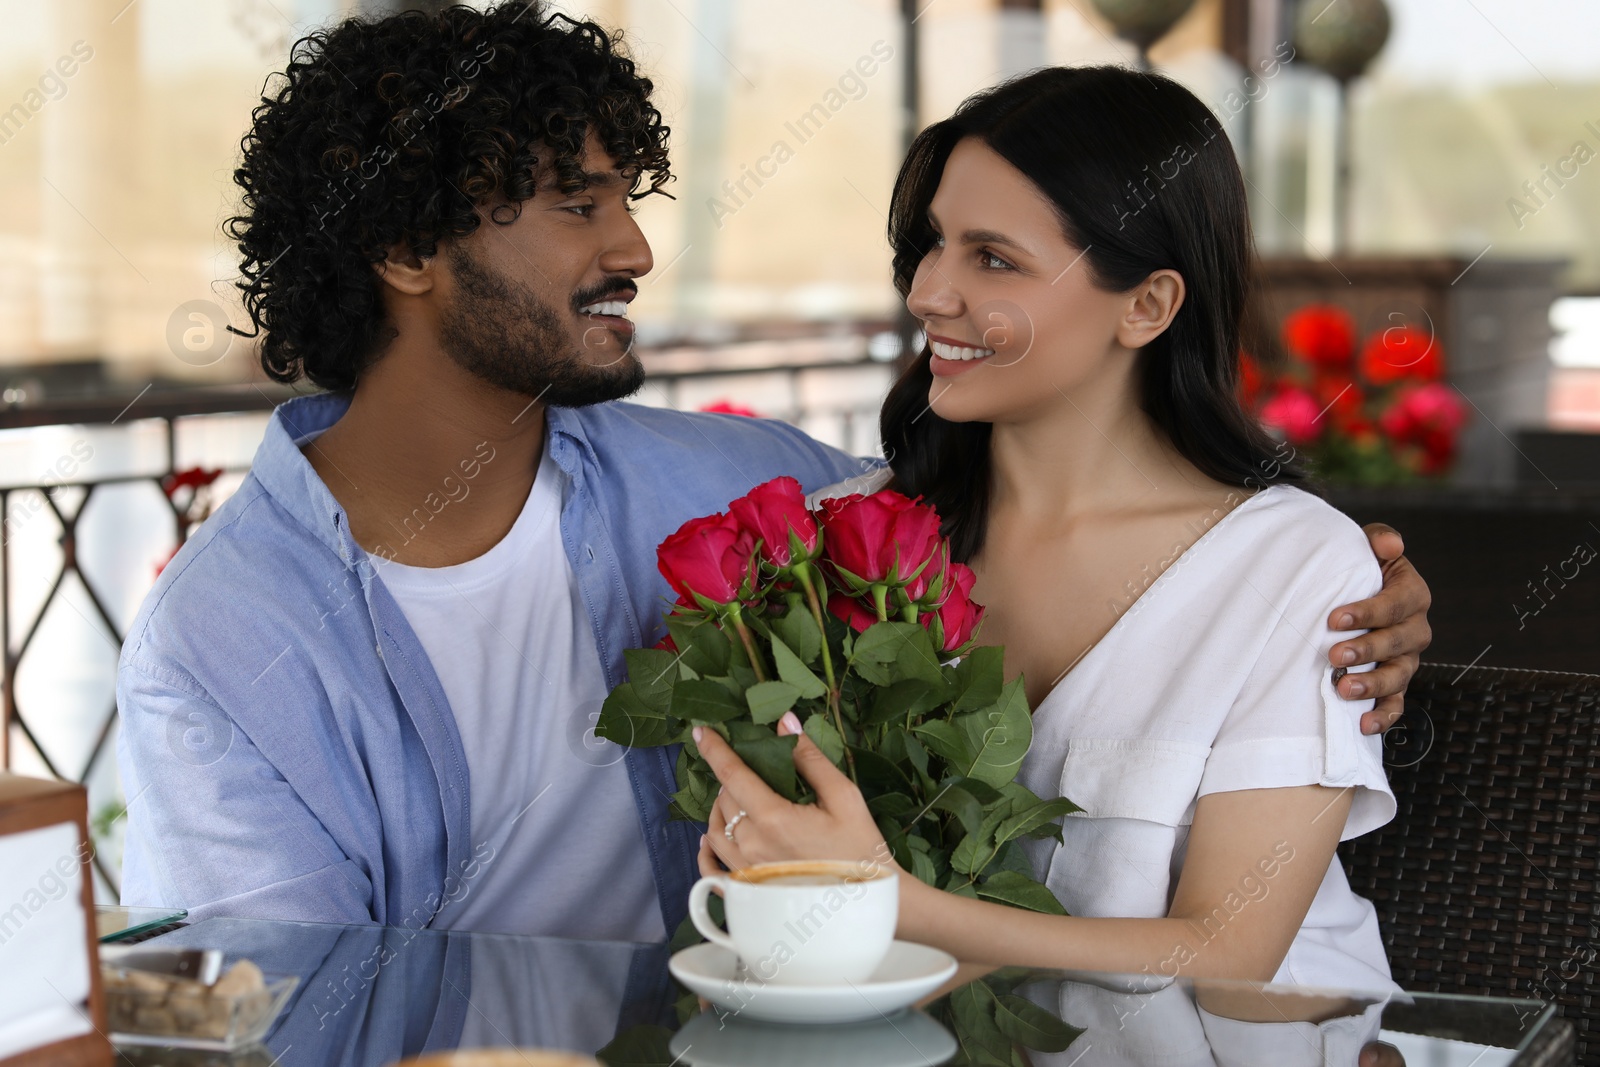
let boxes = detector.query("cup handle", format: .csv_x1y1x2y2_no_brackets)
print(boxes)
688,876,738,954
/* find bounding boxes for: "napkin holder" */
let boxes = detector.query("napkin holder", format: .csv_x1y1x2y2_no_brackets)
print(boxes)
0,773,112,1067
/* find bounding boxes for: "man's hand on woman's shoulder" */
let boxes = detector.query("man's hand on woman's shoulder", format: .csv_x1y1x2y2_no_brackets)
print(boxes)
1330,524,1433,737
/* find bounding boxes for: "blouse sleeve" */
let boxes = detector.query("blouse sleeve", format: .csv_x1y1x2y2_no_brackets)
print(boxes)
1195,519,1396,842
803,466,893,510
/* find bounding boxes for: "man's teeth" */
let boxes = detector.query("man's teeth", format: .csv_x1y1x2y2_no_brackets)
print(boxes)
579,300,630,317
929,339,995,362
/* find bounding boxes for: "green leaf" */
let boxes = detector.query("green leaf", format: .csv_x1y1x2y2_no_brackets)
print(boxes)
670,679,744,723
849,655,897,687
666,616,731,676
772,608,823,665
623,648,681,711
771,634,827,698
867,791,915,819
909,848,938,887
950,808,1004,875
925,784,984,838
903,732,930,780
724,719,775,744
993,840,1041,879
993,993,1081,1052
864,679,942,727
939,775,1003,806
975,871,1067,916
851,620,923,663
994,796,1081,848
802,712,846,765
595,684,676,749
957,678,1032,788
668,784,712,823
595,1024,677,1067
894,627,948,687
730,732,800,800
686,764,719,809
952,644,1005,711
949,983,1013,1067
668,911,709,953
745,680,802,724
913,719,975,769
847,746,914,794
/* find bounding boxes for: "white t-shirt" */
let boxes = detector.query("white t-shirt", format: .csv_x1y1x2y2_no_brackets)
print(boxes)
377,446,664,944
810,473,1397,991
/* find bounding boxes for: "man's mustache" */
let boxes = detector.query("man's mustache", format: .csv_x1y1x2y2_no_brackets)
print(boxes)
571,278,638,311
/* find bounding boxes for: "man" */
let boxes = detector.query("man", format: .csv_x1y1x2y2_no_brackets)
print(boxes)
118,2,1430,944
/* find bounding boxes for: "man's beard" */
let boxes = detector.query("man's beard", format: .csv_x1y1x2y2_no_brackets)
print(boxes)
439,245,644,407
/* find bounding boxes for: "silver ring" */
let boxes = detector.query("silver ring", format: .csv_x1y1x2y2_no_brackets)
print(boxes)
724,809,748,841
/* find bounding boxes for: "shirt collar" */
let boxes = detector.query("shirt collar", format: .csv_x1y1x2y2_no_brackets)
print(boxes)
253,393,600,562
544,404,600,478
250,392,362,562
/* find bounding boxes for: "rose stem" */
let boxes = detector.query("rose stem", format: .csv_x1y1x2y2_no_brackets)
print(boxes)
796,564,856,782
726,608,768,683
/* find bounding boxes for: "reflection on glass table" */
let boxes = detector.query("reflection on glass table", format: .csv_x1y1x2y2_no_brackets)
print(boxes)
102,917,1569,1067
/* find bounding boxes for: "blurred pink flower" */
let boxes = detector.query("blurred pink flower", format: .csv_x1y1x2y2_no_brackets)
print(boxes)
699,399,761,418
1259,386,1324,446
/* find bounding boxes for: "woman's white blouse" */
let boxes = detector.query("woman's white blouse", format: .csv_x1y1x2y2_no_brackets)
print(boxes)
809,474,1398,992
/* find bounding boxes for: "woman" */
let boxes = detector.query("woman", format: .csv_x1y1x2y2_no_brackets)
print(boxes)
694,66,1405,990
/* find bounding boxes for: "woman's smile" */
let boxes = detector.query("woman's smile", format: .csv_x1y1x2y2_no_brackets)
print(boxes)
927,332,996,375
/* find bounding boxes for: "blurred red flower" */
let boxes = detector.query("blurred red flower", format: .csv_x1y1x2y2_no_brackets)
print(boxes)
1282,305,1356,369
1238,350,1265,409
1379,383,1467,475
162,467,222,499
1360,326,1442,385
1313,373,1365,431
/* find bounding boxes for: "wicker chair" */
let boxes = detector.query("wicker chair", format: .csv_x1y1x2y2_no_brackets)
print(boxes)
1340,662,1600,1064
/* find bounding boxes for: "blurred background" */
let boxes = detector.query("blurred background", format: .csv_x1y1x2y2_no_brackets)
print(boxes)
0,0,1596,898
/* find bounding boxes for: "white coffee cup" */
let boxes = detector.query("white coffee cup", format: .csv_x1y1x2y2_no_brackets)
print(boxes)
687,859,899,986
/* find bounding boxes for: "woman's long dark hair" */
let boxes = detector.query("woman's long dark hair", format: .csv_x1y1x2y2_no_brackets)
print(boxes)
880,65,1303,563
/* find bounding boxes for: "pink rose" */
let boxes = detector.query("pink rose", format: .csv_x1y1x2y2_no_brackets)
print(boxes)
818,489,943,588
728,476,820,569
656,512,759,607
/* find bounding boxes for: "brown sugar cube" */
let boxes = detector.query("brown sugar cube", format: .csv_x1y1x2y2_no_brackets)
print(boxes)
211,959,265,998
114,967,176,996
168,992,211,1031
202,994,237,1039
133,1005,175,1033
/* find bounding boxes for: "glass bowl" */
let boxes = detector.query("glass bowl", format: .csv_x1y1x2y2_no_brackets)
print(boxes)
106,972,297,1051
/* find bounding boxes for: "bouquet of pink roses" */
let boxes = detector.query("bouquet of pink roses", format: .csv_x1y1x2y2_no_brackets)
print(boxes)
596,475,1076,913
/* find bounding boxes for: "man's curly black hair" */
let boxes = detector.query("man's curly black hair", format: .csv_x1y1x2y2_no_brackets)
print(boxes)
225,1,672,392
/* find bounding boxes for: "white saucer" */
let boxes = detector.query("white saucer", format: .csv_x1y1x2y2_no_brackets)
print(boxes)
667,940,959,1024
669,1005,957,1067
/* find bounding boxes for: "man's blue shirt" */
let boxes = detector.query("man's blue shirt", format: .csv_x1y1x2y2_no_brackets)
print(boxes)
117,392,874,937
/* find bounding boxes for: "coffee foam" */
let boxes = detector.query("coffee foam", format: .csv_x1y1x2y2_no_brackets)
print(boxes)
732,860,891,886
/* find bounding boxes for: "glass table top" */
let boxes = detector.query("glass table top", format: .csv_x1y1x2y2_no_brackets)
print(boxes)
96,904,188,943
103,915,1564,1067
